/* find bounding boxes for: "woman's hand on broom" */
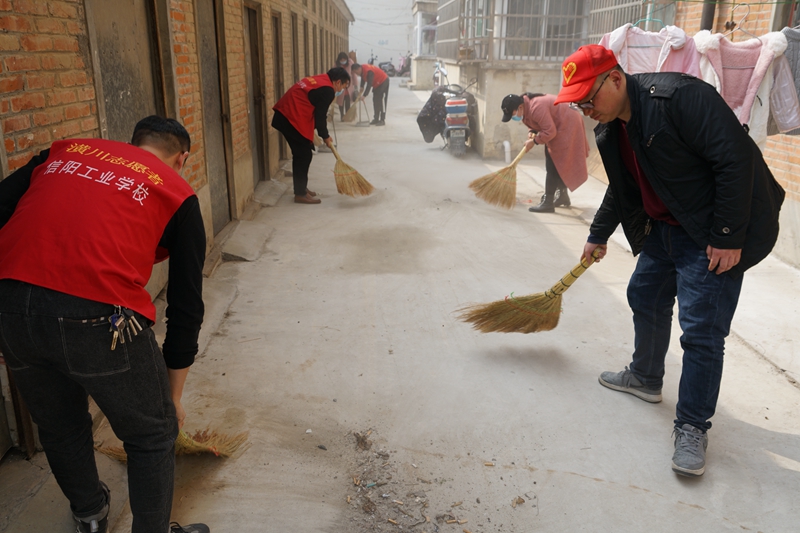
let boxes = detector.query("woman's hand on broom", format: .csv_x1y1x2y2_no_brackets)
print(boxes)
168,367,190,429
524,139,536,152
582,242,607,265
324,136,334,148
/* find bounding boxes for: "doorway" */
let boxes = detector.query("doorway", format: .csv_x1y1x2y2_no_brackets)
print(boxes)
245,5,267,187
196,0,232,235
271,12,286,159
86,0,164,141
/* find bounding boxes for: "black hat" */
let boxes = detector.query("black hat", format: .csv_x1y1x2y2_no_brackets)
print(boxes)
501,94,524,122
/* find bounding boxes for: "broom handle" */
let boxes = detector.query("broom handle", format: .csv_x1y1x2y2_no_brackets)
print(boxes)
329,144,342,161
544,249,601,298
510,147,528,168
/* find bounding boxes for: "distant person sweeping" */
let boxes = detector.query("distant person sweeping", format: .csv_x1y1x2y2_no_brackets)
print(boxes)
272,67,351,204
351,63,389,126
500,93,589,213
334,52,355,120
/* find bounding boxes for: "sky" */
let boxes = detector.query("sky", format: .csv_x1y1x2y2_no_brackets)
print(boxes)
346,0,415,67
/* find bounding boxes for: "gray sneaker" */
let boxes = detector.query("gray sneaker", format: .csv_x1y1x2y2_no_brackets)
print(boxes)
672,424,708,477
598,367,662,403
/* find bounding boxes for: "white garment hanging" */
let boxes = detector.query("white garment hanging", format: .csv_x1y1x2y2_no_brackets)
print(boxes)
599,24,700,76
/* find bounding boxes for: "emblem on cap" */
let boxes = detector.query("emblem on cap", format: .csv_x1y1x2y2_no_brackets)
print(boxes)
563,62,577,85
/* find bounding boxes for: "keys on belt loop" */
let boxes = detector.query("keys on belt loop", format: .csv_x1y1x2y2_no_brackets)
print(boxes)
109,306,144,350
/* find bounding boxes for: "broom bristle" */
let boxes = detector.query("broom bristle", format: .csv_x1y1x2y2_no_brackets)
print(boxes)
342,104,358,122
335,159,374,197
457,292,562,333
95,429,249,463
468,166,517,210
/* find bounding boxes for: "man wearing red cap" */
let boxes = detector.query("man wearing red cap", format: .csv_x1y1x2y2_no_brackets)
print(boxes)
554,45,785,477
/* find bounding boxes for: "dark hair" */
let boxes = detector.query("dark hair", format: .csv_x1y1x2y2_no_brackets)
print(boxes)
327,66,351,84
351,63,361,72
337,52,349,63
131,116,190,155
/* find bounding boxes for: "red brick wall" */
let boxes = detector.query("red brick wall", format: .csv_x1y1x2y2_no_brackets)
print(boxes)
674,2,800,202
169,0,206,191
1,0,98,172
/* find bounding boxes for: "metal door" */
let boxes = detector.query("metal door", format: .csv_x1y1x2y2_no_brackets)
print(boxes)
87,0,164,141
245,6,267,186
197,0,232,235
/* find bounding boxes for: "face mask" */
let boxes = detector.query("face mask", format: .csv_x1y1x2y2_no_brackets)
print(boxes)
335,89,345,96
511,115,522,122
340,60,348,65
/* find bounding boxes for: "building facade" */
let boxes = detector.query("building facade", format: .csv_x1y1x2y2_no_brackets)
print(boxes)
424,0,800,269
0,0,353,456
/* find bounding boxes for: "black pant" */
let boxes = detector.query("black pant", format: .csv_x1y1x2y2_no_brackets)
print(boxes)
339,92,351,118
372,80,389,121
0,280,176,533
544,147,566,197
272,111,313,196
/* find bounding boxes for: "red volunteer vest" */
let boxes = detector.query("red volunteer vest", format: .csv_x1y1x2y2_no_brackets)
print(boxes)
0,139,195,321
273,74,334,141
361,64,388,87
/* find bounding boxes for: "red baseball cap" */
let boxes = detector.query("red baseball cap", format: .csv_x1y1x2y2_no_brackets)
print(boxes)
553,45,619,105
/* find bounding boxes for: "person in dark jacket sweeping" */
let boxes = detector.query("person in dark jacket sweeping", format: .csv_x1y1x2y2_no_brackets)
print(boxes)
272,67,350,204
554,45,784,477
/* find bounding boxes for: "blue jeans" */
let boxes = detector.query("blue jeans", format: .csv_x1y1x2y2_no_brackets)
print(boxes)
0,280,177,533
627,222,743,431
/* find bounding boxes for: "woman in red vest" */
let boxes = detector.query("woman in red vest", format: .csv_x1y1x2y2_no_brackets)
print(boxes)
272,67,351,204
352,63,390,126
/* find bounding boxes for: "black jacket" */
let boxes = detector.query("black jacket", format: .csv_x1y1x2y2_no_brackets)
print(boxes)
590,72,785,277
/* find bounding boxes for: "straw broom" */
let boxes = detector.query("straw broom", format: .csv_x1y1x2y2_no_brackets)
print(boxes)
468,147,527,210
342,91,361,122
96,429,249,463
457,251,600,334
330,144,374,197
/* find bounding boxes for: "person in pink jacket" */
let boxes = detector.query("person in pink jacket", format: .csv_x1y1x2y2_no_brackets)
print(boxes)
501,93,590,213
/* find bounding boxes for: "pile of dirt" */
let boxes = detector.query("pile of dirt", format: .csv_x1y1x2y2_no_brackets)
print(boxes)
342,429,474,533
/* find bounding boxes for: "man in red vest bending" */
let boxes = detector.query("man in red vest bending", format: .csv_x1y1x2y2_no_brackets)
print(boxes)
272,67,351,204
352,63,389,126
0,117,209,533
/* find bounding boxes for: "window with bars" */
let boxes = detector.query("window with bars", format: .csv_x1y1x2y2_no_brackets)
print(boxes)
588,0,675,43
437,0,589,63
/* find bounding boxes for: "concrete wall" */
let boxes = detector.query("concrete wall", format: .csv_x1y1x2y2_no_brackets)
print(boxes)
409,57,436,90
466,63,562,159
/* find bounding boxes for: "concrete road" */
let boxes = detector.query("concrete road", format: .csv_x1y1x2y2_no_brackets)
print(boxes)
126,80,800,532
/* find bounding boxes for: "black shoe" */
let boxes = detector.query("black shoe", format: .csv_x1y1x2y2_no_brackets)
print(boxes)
369,119,378,125
528,195,555,213
170,522,210,533
74,482,110,533
554,188,571,207
375,120,385,126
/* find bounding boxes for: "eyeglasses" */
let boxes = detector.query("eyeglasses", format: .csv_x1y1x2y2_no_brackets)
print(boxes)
570,74,610,111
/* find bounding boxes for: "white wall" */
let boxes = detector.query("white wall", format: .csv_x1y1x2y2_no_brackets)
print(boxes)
347,0,414,69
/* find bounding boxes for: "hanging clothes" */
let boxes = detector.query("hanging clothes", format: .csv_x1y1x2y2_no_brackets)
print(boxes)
767,27,800,135
599,23,700,77
693,30,788,149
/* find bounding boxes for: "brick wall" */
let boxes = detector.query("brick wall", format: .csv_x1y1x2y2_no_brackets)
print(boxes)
170,0,207,191
1,0,98,173
673,2,800,203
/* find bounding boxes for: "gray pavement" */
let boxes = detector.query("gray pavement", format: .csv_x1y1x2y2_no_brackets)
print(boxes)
4,78,800,532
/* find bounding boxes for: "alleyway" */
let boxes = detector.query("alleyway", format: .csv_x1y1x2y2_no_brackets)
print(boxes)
10,80,797,532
